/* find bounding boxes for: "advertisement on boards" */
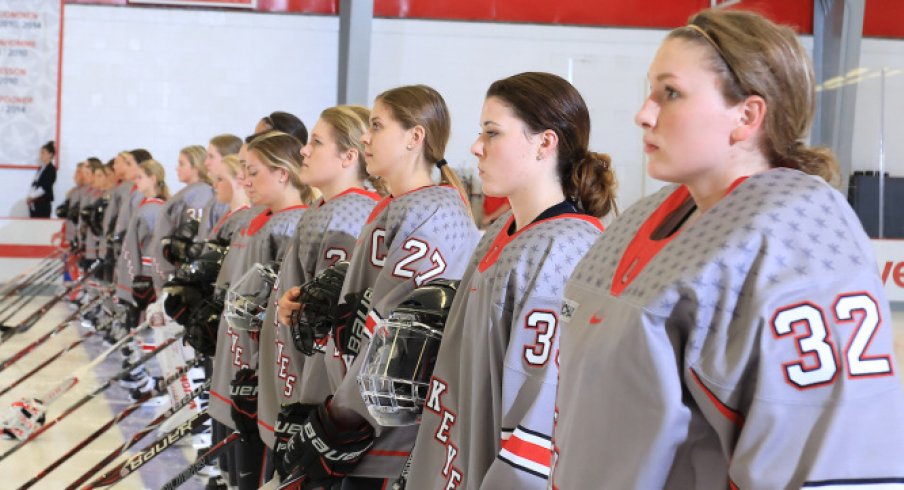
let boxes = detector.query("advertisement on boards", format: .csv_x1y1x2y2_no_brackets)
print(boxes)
874,240,904,303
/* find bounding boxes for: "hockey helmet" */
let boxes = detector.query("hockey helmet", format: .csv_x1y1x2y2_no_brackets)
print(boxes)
67,202,80,223
224,262,279,332
357,279,458,426
55,200,70,219
88,197,109,236
161,217,200,266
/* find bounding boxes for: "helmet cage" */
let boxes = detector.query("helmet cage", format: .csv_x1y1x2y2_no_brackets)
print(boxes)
357,311,444,426
224,263,278,332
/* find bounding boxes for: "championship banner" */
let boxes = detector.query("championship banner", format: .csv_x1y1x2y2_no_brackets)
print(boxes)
128,0,257,8
0,0,62,169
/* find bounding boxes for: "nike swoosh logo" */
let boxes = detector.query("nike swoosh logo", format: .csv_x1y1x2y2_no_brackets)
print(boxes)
239,471,252,478
470,287,477,292
589,314,604,324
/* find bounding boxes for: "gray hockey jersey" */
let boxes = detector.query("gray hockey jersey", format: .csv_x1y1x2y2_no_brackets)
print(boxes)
147,182,214,291
64,185,85,245
112,184,143,243
197,195,230,242
551,168,904,490
99,181,132,259
114,197,165,304
208,205,308,428
258,188,382,448
315,185,480,478
82,189,105,260
406,212,603,489
206,204,254,246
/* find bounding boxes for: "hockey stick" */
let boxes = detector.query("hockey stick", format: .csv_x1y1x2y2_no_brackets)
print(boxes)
0,252,62,301
0,332,183,462
0,320,151,399
0,263,64,322
66,377,211,490
18,359,204,490
0,272,92,339
81,410,210,489
159,431,241,490
0,293,100,374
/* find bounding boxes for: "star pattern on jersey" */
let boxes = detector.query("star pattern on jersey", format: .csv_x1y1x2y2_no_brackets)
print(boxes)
568,168,867,361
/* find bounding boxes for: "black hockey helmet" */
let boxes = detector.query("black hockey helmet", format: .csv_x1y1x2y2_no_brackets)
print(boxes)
357,279,459,426
89,197,109,236
161,217,200,266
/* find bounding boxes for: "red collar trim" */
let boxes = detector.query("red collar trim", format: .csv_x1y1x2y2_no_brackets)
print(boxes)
130,184,138,192
365,185,461,224
339,187,382,202
366,196,394,224
244,204,304,236
610,176,749,296
212,204,249,234
139,197,164,207
478,213,603,273
245,208,273,236
276,204,308,213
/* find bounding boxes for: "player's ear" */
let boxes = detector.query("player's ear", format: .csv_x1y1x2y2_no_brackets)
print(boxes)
730,95,766,143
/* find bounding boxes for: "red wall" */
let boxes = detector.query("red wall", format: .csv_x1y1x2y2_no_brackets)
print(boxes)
64,0,904,38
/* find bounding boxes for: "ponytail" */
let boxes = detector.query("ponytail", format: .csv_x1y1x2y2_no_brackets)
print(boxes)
773,141,840,187
140,159,170,200
436,160,472,216
567,151,618,218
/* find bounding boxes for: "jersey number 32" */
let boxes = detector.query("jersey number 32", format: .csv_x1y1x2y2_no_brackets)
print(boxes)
771,292,893,389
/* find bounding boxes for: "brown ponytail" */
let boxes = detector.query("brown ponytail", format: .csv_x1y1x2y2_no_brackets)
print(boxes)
569,151,618,218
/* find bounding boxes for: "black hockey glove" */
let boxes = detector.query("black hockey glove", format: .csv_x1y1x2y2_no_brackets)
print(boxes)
280,397,375,486
183,290,224,356
290,262,349,356
273,402,318,479
333,288,374,358
230,368,260,442
55,200,69,219
131,275,156,311
162,278,203,324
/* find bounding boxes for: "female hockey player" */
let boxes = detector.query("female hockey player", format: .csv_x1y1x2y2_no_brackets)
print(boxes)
198,135,242,242
149,144,213,291
112,159,169,338
402,72,617,489
277,85,480,489
256,105,382,474
551,9,904,489
208,131,315,490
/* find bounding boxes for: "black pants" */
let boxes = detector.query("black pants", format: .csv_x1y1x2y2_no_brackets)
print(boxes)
29,199,51,218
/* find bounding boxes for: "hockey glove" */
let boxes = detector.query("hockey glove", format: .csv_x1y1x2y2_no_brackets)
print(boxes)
230,368,260,442
280,397,374,485
131,275,157,311
183,291,224,356
0,398,46,441
162,278,196,324
290,262,349,356
333,288,375,358
55,200,69,219
273,402,318,479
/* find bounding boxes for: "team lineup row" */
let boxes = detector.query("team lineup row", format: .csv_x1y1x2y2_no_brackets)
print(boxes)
53,7,904,490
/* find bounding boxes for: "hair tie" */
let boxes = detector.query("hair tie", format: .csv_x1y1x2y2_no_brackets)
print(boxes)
435,158,448,169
